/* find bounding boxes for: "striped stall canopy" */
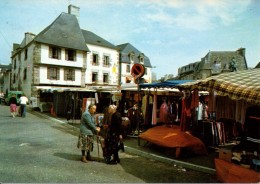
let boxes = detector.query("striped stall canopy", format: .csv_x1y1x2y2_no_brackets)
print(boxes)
178,68,260,105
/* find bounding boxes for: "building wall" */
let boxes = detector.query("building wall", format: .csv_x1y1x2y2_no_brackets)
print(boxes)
85,44,119,85
11,43,34,97
40,44,85,68
35,44,84,86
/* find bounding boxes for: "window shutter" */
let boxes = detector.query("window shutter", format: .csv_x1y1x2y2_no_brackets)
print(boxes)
74,51,76,61
65,50,68,60
49,47,52,58
58,48,61,60
72,69,75,81
57,68,60,80
64,69,67,81
98,55,101,65
47,67,50,79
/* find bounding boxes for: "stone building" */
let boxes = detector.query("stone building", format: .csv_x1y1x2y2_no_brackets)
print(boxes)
7,5,152,113
177,48,248,80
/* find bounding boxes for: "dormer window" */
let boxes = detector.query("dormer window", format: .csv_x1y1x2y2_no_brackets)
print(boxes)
140,57,144,63
129,52,135,63
139,53,144,64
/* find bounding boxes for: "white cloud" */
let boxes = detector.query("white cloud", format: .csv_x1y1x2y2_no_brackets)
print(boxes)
138,0,252,31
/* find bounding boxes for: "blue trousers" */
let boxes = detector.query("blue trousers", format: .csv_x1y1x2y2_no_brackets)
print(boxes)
20,104,26,117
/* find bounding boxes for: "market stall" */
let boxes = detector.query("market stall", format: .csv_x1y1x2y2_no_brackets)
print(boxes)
177,68,260,182
138,80,210,157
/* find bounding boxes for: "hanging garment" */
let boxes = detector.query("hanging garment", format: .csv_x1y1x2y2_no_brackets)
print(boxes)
180,96,192,132
159,101,169,123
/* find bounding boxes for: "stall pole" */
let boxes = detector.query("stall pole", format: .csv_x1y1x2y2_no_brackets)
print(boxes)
137,78,141,146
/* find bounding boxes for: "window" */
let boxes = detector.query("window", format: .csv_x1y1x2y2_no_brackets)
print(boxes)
92,72,98,83
103,55,110,67
92,53,99,65
23,68,27,80
14,59,16,70
139,53,144,64
64,68,75,81
47,67,60,80
129,52,135,62
144,67,147,75
65,49,76,61
13,74,16,83
140,57,144,63
24,48,28,60
49,46,61,59
103,73,109,83
126,64,130,73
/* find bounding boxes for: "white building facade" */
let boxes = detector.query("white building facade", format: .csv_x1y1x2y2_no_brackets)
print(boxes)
8,5,151,111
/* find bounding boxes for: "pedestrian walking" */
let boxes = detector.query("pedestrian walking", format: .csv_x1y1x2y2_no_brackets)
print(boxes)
9,94,18,118
77,104,100,163
104,104,123,164
19,93,28,118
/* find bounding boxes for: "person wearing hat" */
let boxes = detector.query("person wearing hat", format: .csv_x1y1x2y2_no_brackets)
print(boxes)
104,104,123,164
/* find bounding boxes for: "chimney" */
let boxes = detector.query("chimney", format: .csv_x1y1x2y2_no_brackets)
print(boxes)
237,48,245,57
68,4,80,21
25,32,35,45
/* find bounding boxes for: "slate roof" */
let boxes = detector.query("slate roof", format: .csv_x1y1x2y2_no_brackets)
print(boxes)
34,12,89,52
116,43,152,67
81,29,116,49
0,64,12,70
255,62,260,68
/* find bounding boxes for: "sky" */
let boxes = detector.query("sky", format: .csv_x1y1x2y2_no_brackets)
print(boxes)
0,0,259,79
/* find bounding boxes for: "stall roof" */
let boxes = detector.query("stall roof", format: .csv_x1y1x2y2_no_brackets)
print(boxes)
139,80,194,89
178,68,260,104
33,86,95,92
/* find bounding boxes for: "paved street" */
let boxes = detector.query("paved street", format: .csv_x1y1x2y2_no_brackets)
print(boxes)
0,104,218,183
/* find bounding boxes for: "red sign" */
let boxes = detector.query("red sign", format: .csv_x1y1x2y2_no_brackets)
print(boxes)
131,64,145,79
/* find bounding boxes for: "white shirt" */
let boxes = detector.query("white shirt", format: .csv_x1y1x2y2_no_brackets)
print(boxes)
19,96,28,105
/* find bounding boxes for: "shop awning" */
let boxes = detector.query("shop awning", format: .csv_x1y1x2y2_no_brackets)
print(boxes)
33,86,96,92
178,68,260,104
139,80,194,89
